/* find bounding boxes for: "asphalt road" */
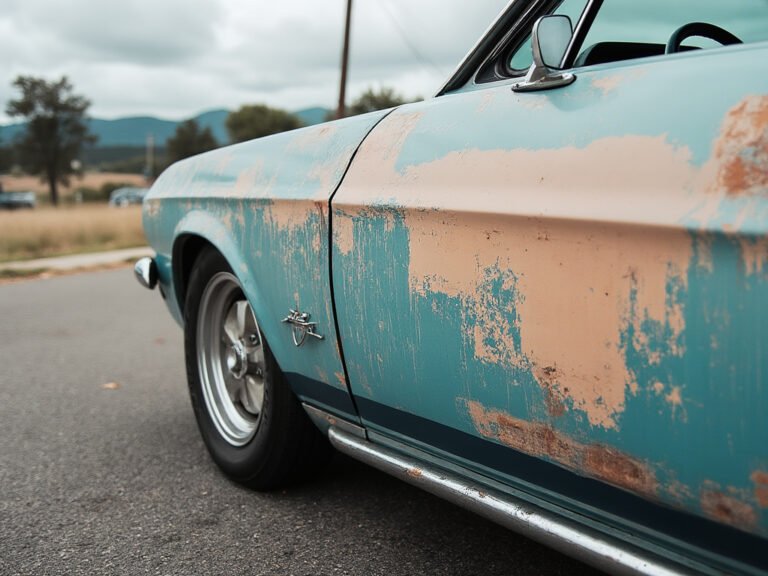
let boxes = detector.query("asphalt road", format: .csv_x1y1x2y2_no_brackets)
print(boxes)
0,268,599,576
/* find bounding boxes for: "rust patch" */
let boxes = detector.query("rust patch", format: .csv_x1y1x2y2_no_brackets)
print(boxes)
712,95,768,197
335,371,347,388
407,468,423,479
536,365,566,418
752,471,768,508
465,400,657,497
583,445,656,496
700,486,758,530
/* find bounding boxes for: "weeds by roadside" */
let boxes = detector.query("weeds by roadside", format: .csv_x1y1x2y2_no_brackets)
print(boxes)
0,205,146,262
0,267,48,279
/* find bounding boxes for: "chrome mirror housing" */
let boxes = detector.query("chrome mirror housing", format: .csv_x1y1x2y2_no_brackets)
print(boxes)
512,15,576,93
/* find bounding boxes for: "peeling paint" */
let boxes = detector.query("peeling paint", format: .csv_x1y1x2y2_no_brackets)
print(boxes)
330,73,768,537
465,400,657,496
591,74,624,95
333,209,355,256
401,209,691,429
738,237,768,276
711,95,768,198
289,123,339,151
752,471,768,508
700,484,758,530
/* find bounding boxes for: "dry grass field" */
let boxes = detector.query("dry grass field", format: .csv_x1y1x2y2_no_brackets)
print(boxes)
0,205,146,262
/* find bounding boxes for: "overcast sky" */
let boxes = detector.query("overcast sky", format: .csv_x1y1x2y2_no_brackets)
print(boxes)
0,0,508,123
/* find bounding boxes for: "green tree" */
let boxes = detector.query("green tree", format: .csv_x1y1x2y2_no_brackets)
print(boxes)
165,119,218,164
226,105,303,144
0,135,11,174
5,76,96,206
347,87,416,116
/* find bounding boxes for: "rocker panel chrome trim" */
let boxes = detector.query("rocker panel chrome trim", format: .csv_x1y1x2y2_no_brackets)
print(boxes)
302,404,366,439
328,427,694,576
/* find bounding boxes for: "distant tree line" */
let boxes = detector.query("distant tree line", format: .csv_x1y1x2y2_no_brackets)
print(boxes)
2,74,417,206
163,87,416,165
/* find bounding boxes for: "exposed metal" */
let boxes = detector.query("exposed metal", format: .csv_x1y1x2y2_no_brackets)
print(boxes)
282,309,324,347
134,257,157,290
302,404,366,439
197,272,265,446
328,427,693,576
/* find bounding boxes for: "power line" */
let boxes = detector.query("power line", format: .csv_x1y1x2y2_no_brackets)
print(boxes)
378,0,446,77
337,0,353,118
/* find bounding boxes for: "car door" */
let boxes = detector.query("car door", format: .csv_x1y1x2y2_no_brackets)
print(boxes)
331,2,768,538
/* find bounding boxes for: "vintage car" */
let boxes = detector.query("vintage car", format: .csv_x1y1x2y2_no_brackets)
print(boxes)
135,0,768,573
109,186,148,207
0,189,36,209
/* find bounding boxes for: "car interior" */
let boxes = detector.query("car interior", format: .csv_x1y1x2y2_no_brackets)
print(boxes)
495,0,768,78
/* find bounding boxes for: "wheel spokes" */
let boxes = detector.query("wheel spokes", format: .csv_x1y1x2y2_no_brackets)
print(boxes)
198,272,267,446
223,304,241,344
241,375,265,415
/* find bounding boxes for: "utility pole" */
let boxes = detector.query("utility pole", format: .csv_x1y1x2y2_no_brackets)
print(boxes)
336,0,353,119
145,133,154,182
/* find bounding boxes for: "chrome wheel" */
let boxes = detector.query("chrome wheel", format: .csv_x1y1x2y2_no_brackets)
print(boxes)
196,272,265,446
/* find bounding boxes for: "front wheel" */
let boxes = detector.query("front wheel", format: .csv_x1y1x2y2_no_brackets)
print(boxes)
184,247,329,489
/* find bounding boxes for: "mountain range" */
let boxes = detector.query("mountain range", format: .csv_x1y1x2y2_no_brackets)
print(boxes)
0,107,330,148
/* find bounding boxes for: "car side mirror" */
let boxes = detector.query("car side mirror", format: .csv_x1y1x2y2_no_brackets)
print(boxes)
512,15,577,92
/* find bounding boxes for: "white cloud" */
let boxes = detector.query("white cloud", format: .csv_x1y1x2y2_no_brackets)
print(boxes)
0,0,507,123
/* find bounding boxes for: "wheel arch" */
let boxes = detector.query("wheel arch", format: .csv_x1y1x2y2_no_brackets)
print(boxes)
169,215,273,367
172,233,214,317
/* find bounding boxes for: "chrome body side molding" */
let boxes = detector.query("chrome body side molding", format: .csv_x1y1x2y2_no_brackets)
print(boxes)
301,404,366,439
328,426,695,576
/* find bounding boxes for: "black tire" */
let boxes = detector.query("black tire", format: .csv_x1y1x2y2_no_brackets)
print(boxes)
184,247,329,490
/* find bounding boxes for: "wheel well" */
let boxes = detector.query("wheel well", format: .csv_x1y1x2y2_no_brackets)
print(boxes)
173,234,216,312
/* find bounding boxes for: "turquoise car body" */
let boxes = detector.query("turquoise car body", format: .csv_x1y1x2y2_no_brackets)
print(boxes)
143,2,768,573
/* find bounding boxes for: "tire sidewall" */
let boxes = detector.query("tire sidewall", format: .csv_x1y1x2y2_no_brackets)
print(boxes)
183,248,281,482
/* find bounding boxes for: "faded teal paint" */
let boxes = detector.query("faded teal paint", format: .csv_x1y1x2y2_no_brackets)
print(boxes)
142,110,390,416
332,41,768,535
406,46,767,173
617,233,766,518
333,207,768,535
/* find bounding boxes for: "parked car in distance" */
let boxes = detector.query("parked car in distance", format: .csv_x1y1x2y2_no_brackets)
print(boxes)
135,1,768,574
109,186,148,207
0,190,36,209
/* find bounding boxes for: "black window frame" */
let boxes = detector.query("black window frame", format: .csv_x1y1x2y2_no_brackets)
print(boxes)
437,0,605,95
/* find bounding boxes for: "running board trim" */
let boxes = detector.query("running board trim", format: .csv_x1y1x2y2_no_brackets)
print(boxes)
328,427,693,576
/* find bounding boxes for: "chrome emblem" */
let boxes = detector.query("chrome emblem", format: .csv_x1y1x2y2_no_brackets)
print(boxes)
281,309,324,347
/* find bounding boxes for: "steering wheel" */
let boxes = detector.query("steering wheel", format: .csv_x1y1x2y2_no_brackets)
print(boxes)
666,22,742,54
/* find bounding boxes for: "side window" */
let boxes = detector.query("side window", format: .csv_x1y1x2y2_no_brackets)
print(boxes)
575,0,768,67
508,0,589,72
